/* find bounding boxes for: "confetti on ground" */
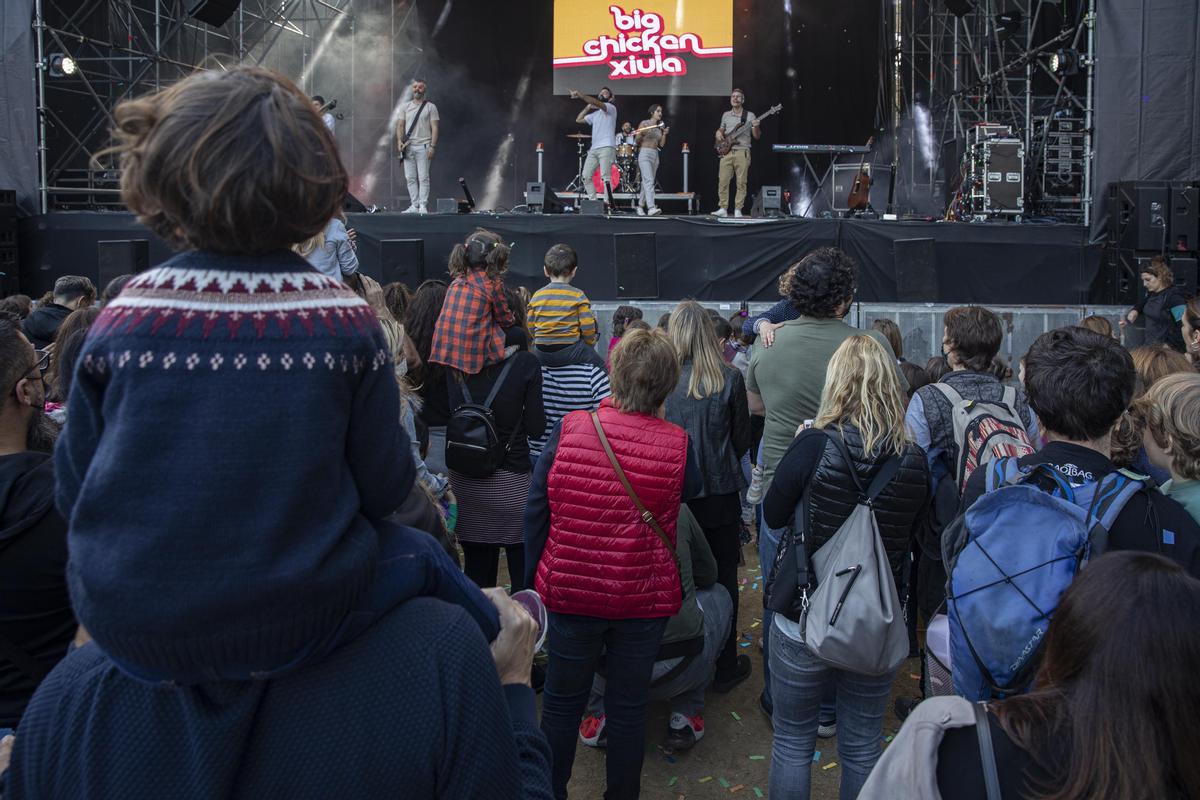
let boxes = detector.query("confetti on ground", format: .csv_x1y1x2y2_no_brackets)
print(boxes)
812,750,821,763
750,620,760,629
668,776,678,787
730,711,742,722
752,583,759,590
909,673,921,680
739,586,745,592
739,578,748,585
822,761,839,771
739,641,752,647
730,785,746,794
753,788,764,798
749,754,766,761
884,734,894,743
699,776,713,783
719,777,731,788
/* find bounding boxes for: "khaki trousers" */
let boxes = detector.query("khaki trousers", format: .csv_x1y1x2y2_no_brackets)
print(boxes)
717,148,751,210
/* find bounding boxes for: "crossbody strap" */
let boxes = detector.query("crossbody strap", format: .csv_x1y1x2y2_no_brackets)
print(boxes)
404,101,428,141
589,412,682,577
972,702,1003,800
824,428,903,503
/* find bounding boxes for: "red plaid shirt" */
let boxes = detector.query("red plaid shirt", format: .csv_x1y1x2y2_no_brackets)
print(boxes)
429,269,515,374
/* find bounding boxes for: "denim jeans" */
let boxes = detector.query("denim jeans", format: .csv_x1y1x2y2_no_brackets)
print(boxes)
768,629,896,800
541,612,668,800
587,585,733,720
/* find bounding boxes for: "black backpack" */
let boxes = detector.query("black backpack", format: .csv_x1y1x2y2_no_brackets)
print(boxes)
446,358,518,478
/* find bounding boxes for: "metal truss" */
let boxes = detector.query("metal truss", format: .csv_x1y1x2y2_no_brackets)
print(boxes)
33,0,356,212
888,0,1096,223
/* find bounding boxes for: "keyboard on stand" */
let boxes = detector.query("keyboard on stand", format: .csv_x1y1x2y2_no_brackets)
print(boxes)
772,144,870,155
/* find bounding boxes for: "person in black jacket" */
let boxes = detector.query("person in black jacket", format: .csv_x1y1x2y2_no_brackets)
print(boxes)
666,301,752,692
1121,256,1189,351
763,334,929,800
0,312,74,731
21,277,94,350
960,326,1200,576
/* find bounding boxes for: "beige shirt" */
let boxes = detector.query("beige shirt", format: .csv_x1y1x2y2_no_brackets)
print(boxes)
637,120,665,149
399,100,439,145
720,109,757,151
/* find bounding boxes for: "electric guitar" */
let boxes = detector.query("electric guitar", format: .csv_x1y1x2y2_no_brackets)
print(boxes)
715,104,782,156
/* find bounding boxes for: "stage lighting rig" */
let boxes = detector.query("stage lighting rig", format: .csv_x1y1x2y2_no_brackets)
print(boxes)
47,53,76,77
1050,48,1079,75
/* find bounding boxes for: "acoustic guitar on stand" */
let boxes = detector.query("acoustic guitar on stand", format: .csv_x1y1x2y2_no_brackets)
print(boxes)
846,136,876,212
714,104,782,156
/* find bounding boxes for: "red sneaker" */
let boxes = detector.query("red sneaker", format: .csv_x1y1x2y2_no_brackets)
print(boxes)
579,713,607,748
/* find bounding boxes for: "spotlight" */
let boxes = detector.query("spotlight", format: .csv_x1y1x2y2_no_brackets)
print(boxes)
993,10,1022,41
945,0,976,17
1050,47,1079,75
48,53,76,77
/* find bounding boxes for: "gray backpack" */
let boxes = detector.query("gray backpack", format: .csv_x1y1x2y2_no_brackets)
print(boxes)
768,430,909,676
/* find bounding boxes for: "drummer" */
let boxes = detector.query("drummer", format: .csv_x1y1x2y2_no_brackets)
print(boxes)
635,104,669,216
617,122,637,148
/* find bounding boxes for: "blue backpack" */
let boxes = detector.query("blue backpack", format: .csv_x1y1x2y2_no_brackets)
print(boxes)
943,458,1149,700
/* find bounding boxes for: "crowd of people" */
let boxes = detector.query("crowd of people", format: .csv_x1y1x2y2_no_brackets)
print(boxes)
1,65,1199,800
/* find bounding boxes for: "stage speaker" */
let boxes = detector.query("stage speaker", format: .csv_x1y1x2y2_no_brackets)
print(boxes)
185,0,240,27
378,239,424,287
97,240,150,286
614,233,658,299
752,186,784,218
343,192,368,213
526,182,566,214
579,199,606,216
434,198,459,214
1109,181,1169,251
1170,184,1198,252
1170,255,1198,297
1092,249,1151,305
893,238,938,302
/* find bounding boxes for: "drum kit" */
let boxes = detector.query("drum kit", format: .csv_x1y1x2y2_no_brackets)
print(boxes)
564,133,641,195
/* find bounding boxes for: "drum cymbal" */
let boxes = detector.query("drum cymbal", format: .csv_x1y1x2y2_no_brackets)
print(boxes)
566,133,592,139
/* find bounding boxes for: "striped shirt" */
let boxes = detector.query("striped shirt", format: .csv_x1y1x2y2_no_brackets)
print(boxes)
528,282,599,347
531,362,611,458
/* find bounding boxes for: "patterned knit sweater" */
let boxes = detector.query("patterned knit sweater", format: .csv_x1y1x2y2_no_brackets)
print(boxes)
54,250,415,681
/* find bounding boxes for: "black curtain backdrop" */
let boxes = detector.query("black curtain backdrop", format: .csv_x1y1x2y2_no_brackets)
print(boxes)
1,0,37,214
1092,0,1200,238
399,0,881,213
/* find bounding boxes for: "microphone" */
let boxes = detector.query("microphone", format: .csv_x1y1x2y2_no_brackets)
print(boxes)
458,177,476,211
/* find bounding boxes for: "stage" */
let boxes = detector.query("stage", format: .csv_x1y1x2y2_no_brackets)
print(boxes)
17,211,1102,305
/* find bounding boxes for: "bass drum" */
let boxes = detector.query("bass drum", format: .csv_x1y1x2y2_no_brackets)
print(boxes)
618,158,640,193
591,164,621,195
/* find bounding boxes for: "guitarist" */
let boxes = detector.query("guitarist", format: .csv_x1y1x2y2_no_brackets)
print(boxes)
395,78,439,215
713,89,759,218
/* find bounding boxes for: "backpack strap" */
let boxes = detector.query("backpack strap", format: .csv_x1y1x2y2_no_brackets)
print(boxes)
452,370,474,405
1084,471,1150,556
984,457,1021,493
972,702,1003,800
1000,385,1018,411
482,357,517,410
930,381,965,406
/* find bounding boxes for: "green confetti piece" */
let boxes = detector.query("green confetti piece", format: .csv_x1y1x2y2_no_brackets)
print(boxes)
730,711,742,721
749,755,766,761
753,789,764,798
699,776,713,783
719,777,731,788
668,776,678,787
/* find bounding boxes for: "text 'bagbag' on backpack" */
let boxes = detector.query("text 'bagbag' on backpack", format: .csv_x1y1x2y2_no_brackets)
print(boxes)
932,382,1034,493
764,429,910,676
943,458,1148,700
446,358,519,479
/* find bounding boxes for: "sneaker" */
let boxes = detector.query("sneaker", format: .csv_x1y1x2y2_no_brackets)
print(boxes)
666,713,705,750
418,204,428,214
895,696,921,722
817,719,837,738
636,206,646,216
648,206,663,216
734,209,745,218
402,205,419,214
579,713,607,748
712,654,752,693
712,208,728,217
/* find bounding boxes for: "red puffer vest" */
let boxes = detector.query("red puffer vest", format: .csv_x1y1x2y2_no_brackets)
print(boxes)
535,399,688,619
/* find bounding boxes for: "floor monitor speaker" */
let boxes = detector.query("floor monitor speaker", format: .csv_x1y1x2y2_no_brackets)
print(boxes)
97,239,150,287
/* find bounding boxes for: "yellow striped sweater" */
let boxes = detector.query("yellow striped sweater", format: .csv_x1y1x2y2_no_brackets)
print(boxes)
528,282,598,346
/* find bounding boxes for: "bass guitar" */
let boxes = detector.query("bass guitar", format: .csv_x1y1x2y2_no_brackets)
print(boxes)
846,135,876,211
715,104,782,156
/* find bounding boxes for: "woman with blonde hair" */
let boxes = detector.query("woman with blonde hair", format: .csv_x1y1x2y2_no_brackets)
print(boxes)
763,333,930,800
665,300,753,699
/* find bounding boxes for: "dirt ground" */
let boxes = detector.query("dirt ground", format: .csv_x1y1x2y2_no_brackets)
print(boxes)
498,546,921,800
